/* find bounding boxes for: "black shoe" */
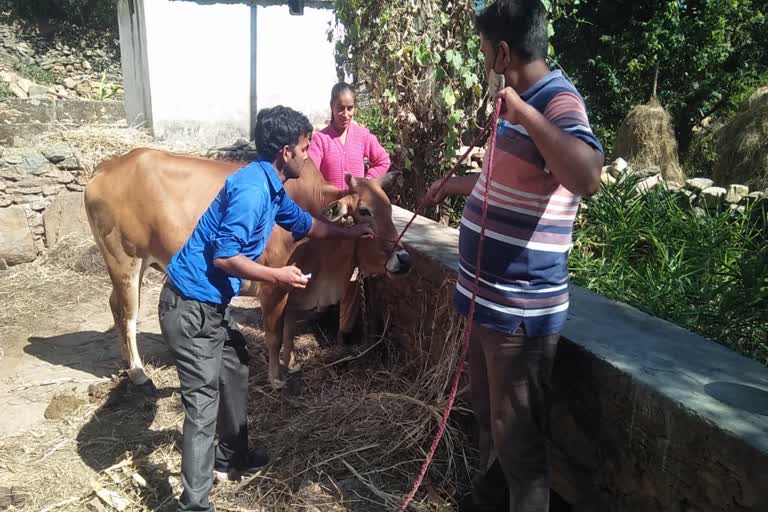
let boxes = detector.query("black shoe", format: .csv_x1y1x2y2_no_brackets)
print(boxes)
457,492,507,512
213,447,270,482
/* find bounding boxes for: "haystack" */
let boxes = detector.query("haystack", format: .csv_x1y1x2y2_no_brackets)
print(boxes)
613,97,686,184
714,86,768,190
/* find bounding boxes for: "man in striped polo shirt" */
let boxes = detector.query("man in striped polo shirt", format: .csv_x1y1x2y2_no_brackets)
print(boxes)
424,1,604,510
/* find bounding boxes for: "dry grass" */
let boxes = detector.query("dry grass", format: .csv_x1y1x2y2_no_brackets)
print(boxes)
0,235,109,330
229,317,473,511
0,234,163,334
33,124,207,179
613,97,686,184
714,86,768,189
1,273,473,511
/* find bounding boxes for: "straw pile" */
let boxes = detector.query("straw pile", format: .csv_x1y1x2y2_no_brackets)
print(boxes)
613,97,686,184
714,86,768,189
33,124,206,179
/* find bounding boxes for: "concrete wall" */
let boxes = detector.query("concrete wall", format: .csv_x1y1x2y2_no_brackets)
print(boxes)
366,206,768,512
117,0,339,147
255,4,338,127
142,0,252,146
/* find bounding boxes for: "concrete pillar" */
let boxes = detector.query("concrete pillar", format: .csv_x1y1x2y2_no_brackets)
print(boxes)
117,0,152,128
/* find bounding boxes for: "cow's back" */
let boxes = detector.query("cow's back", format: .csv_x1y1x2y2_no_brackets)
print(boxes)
85,148,242,266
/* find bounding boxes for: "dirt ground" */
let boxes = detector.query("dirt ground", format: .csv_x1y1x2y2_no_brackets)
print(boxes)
0,243,472,512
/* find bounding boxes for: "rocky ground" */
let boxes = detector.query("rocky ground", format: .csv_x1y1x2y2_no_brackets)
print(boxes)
0,11,122,101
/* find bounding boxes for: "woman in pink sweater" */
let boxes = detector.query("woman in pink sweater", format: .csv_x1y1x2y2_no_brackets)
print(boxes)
309,82,392,342
308,82,391,190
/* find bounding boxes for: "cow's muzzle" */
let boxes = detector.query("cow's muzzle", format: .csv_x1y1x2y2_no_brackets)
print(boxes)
385,248,412,275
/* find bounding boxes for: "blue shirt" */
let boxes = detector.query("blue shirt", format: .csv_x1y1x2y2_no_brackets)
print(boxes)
167,160,313,305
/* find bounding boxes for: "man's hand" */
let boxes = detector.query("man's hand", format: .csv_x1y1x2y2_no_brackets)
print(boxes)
347,223,375,240
422,179,450,208
422,175,481,208
272,265,309,289
307,218,374,240
497,86,531,125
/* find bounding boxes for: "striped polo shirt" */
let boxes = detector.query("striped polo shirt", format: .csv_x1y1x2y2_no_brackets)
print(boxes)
455,70,604,337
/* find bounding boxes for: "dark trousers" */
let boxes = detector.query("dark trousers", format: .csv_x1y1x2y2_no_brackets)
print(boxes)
158,283,250,512
468,323,559,512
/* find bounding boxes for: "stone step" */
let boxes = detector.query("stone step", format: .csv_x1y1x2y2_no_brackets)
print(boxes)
0,98,57,123
0,122,76,146
54,99,126,125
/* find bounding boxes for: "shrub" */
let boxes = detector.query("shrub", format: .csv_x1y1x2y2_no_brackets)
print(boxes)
571,176,768,364
14,62,55,84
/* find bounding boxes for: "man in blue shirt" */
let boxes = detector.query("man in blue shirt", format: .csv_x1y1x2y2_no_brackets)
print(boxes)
158,105,373,512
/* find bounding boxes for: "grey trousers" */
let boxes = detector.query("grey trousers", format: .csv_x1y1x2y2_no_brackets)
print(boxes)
158,282,250,512
469,323,560,512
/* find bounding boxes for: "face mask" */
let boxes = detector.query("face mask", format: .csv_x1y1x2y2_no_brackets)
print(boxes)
487,69,505,97
474,0,492,14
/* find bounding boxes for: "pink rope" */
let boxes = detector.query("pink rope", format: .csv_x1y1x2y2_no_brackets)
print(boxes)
397,98,503,511
391,108,497,251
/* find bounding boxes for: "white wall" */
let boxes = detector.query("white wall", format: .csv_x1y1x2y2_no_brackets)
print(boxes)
256,5,338,127
142,0,252,146
117,1,339,147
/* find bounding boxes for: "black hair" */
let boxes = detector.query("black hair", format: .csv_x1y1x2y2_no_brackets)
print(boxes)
474,0,549,62
330,81,355,107
254,105,313,161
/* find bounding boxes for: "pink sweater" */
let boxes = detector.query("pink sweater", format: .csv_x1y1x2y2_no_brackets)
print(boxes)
308,122,391,190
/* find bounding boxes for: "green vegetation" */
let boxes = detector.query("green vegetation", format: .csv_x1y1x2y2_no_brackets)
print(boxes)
0,0,117,30
552,0,768,157
333,0,486,209
14,62,55,84
0,81,12,98
333,0,768,362
571,177,768,363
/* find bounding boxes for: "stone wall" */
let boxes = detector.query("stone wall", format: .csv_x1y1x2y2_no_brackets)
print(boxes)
0,98,125,268
367,206,768,512
0,12,122,100
601,158,768,216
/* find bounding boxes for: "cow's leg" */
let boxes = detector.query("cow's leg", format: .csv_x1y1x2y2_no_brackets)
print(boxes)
282,309,301,374
262,291,289,389
107,257,155,393
338,278,362,344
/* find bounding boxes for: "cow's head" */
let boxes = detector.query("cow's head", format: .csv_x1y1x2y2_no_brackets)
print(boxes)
321,173,412,277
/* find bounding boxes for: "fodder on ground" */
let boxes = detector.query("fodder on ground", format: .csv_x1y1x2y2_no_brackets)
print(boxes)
0,282,474,511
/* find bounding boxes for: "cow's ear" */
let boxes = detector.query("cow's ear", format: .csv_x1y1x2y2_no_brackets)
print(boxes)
321,200,348,223
376,171,402,196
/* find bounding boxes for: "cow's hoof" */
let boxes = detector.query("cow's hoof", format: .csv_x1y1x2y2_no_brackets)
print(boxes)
270,378,286,390
287,363,302,374
136,379,158,396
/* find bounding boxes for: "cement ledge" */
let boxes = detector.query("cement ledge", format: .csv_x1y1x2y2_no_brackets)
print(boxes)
390,204,768,452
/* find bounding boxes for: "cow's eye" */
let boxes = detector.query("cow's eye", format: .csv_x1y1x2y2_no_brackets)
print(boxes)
359,207,372,217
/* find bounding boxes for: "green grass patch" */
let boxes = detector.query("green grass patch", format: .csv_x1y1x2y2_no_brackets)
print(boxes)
14,62,56,85
0,81,12,98
572,176,768,364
